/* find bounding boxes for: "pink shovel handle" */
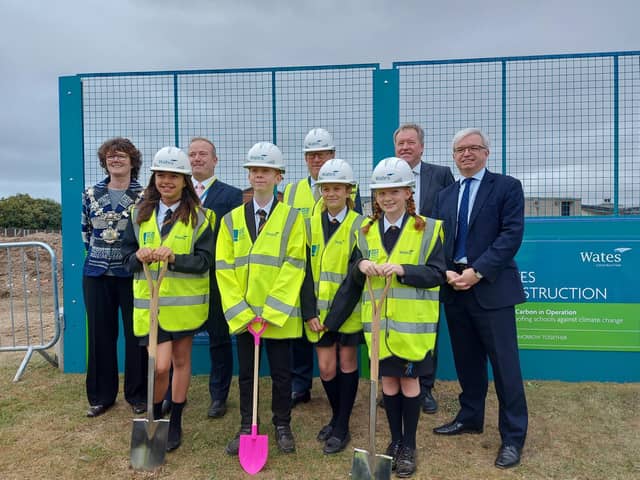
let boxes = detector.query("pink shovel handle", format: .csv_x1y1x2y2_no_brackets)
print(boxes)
248,317,267,345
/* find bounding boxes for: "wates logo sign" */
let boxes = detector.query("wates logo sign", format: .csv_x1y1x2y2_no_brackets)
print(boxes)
579,247,631,267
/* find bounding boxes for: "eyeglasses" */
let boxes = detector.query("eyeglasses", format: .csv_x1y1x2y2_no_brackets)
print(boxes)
453,145,486,155
106,153,129,160
305,151,333,160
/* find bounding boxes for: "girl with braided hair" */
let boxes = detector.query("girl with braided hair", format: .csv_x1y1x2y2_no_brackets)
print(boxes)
332,157,446,478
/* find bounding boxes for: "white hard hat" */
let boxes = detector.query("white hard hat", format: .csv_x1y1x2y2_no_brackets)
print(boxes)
151,146,192,175
315,158,356,186
303,128,335,152
370,157,415,190
244,142,286,172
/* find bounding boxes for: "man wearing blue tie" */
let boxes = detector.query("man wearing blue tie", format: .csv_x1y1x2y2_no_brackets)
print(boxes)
189,137,243,419
432,128,528,470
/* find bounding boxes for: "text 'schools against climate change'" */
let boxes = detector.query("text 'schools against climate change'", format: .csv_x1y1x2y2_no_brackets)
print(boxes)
515,240,639,352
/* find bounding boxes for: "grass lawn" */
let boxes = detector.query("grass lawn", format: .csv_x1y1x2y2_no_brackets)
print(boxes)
0,351,638,479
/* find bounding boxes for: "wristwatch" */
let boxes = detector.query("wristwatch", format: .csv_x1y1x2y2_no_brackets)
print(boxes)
473,268,483,280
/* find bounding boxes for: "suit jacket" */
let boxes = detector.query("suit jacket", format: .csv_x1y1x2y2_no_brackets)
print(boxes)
433,170,526,310
201,179,243,336
418,162,455,217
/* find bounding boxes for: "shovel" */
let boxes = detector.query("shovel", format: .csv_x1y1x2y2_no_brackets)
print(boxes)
130,261,170,470
350,276,393,480
239,317,268,475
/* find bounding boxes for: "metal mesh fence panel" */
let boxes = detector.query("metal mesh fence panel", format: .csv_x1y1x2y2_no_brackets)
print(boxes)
619,55,640,215
177,71,273,191
82,75,176,187
396,53,640,217
397,61,503,172
274,67,375,195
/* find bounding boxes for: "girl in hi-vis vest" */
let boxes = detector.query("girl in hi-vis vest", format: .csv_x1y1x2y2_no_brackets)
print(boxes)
122,146,214,453
300,159,364,455
349,157,446,478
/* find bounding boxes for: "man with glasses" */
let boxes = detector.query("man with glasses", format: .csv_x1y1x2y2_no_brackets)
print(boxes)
432,128,528,470
283,128,362,408
394,123,454,415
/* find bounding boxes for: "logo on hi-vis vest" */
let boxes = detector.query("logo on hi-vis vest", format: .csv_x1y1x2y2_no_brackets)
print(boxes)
369,248,379,261
311,244,319,256
233,228,246,242
300,207,310,218
143,232,155,244
399,249,414,255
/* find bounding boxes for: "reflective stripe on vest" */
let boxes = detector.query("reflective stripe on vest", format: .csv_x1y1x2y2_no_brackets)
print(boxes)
359,215,442,361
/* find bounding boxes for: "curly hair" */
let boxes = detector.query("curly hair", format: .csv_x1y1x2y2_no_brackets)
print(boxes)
361,188,425,234
135,173,201,228
97,137,142,180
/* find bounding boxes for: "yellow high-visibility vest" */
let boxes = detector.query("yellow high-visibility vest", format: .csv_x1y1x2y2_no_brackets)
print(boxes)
358,216,443,361
216,202,306,339
131,208,212,335
306,209,364,342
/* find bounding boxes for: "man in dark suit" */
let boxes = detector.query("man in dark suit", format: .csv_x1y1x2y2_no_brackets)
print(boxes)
189,137,243,418
432,128,528,469
394,123,454,414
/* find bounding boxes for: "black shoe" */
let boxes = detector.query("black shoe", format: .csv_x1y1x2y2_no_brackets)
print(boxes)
166,427,182,452
207,399,227,418
433,419,483,435
225,425,252,456
131,402,147,415
316,424,333,442
495,444,521,469
395,446,417,478
385,439,402,471
377,396,385,409
86,404,112,418
290,390,310,408
421,388,438,414
161,399,172,417
323,432,350,455
275,425,296,453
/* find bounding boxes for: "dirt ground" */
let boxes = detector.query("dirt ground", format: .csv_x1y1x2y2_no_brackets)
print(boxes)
0,232,62,348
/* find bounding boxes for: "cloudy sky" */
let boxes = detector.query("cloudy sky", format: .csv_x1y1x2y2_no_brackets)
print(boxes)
1,0,638,202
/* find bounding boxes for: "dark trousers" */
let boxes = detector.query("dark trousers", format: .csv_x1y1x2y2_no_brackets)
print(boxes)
83,275,147,407
237,332,292,427
207,318,233,402
290,331,314,394
444,290,528,449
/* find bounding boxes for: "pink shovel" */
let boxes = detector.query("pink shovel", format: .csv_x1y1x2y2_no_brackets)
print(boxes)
239,317,268,475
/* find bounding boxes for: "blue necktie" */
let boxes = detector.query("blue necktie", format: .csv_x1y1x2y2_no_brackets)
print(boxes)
454,178,473,262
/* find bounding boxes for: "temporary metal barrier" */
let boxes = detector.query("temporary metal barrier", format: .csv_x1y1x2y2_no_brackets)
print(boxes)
0,241,61,381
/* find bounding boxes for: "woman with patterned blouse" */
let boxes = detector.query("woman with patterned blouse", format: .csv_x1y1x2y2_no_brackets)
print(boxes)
82,137,147,418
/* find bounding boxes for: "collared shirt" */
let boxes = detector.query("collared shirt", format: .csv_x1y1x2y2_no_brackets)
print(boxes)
455,168,486,263
412,165,421,214
192,176,216,200
157,201,181,230
253,197,275,232
383,214,404,233
328,206,348,224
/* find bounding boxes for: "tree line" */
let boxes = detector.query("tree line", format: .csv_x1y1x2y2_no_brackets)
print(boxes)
0,194,62,230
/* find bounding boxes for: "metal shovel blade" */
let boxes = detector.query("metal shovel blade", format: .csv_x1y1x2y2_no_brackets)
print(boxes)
130,417,170,471
350,449,392,480
239,425,268,475
373,453,393,480
350,448,372,479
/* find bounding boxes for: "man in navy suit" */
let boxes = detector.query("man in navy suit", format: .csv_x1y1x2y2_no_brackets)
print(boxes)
432,128,528,469
394,123,454,414
189,137,243,418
